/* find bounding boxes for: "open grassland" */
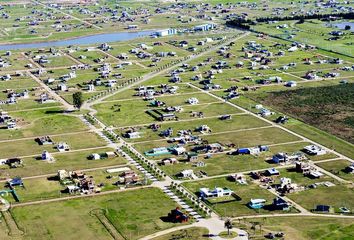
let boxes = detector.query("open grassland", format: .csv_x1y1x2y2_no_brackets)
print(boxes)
259,83,354,144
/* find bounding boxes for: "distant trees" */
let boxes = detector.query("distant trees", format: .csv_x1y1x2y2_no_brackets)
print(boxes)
227,12,354,29
73,91,83,109
345,25,351,31
297,17,305,24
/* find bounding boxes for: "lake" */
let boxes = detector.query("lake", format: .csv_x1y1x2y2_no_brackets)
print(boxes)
0,30,155,51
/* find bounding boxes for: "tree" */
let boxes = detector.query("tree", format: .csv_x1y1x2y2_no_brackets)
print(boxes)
345,25,351,31
297,17,305,24
224,218,233,236
73,91,83,109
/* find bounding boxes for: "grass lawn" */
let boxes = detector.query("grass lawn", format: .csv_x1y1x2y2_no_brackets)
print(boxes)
152,227,209,240
316,160,354,182
11,188,184,240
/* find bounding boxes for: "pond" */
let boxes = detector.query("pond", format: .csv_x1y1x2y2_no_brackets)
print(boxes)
331,22,354,32
0,30,155,51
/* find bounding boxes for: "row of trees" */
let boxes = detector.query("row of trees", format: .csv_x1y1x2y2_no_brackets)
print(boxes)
227,12,354,29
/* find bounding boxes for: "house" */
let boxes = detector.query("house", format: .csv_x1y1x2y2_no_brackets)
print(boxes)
7,177,23,187
125,131,141,139
195,125,211,133
187,152,198,162
145,147,170,156
171,146,186,155
119,170,140,184
193,161,205,167
36,136,53,145
87,84,95,92
272,197,291,211
272,152,305,164
187,97,199,105
89,153,101,160
155,29,177,37
160,158,177,165
345,163,354,174
57,142,70,152
315,205,331,212
57,83,68,91
303,145,326,155
308,170,324,178
248,199,266,209
168,207,189,223
285,81,297,87
194,23,216,31
160,113,177,121
199,187,233,199
0,158,22,168
234,146,269,155
296,162,311,174
259,108,273,117
206,143,223,153
265,168,280,176
275,116,289,124
178,169,193,178
229,174,247,184
41,150,53,161
7,121,17,129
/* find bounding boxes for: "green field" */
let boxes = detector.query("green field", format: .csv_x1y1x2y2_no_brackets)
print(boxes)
10,188,183,240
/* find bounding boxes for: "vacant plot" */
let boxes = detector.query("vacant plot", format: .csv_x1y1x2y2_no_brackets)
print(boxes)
0,108,89,141
316,160,354,182
288,184,354,213
0,132,106,159
11,188,182,240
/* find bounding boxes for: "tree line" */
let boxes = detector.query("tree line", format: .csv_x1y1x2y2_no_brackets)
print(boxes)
227,12,354,29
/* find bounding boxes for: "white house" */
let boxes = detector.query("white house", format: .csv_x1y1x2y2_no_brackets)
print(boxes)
199,187,233,199
303,145,326,155
155,29,177,37
187,97,199,105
